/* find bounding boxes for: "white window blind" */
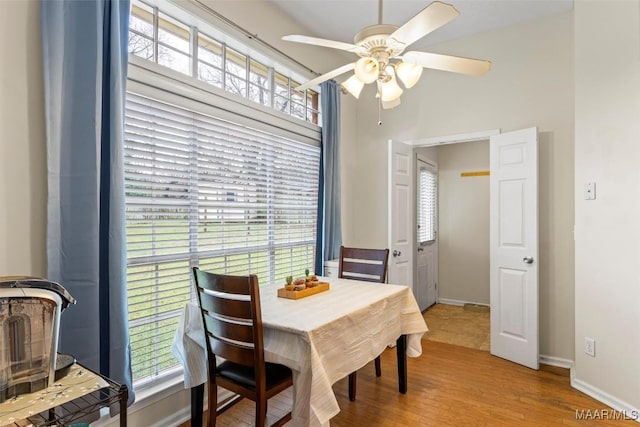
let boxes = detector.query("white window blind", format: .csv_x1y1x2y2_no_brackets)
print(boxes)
417,167,437,244
124,92,320,381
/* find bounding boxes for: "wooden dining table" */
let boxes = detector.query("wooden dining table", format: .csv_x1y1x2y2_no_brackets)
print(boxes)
173,277,428,427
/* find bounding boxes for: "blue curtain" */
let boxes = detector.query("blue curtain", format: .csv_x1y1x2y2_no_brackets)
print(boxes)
41,0,133,405
315,80,342,274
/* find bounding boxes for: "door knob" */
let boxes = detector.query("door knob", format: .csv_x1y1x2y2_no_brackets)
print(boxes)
393,250,402,257
417,247,424,252
523,256,534,264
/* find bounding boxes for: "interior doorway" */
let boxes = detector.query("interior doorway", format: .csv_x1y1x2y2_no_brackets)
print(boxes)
416,140,491,351
390,127,540,366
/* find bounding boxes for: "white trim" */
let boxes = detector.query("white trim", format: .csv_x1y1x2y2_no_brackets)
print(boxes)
437,298,490,307
571,377,640,423
538,355,573,369
406,129,501,147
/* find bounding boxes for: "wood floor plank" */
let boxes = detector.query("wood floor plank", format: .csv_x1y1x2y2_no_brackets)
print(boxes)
180,340,636,426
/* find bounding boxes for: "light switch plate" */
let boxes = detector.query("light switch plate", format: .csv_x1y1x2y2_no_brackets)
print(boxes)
584,182,596,200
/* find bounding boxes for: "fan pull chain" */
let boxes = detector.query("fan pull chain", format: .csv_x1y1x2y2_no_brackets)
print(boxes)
378,97,383,126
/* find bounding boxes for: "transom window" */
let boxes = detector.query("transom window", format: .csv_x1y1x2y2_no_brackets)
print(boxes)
128,1,321,125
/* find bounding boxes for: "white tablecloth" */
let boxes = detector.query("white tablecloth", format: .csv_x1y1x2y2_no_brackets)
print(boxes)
172,277,428,427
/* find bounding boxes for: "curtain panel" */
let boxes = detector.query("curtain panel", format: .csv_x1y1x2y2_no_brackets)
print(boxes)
41,0,133,405
315,80,342,274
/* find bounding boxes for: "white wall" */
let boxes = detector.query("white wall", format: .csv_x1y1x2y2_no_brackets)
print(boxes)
0,0,47,277
574,0,640,411
347,11,575,360
437,141,490,305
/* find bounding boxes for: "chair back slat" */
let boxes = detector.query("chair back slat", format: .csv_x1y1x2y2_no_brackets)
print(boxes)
339,246,390,283
203,312,254,344
199,291,253,319
197,271,256,295
192,268,264,369
208,334,256,367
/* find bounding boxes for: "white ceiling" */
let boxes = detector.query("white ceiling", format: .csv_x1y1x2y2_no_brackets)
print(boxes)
270,0,573,51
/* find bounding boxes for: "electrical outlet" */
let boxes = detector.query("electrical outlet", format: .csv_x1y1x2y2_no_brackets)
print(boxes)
584,337,596,357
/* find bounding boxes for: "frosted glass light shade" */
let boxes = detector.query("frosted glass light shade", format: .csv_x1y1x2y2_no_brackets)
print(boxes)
395,61,423,88
342,74,365,99
379,67,403,102
382,97,401,109
354,57,379,84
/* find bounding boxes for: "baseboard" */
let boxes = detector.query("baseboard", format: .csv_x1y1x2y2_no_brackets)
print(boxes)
539,354,573,369
149,405,192,427
92,380,233,427
437,298,490,307
571,376,640,423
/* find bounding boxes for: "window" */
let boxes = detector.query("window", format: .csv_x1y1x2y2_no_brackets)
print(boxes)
249,60,271,107
197,34,223,88
128,1,321,125
417,163,437,245
124,93,320,382
125,0,323,386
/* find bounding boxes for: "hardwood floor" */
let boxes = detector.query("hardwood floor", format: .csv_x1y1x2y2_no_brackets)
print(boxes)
180,340,635,426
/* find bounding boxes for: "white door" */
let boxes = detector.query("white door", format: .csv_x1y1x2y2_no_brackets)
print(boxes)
490,127,539,370
416,157,438,311
388,140,414,287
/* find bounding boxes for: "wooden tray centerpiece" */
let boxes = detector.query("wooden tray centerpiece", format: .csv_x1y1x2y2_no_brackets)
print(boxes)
277,271,330,299
277,282,329,299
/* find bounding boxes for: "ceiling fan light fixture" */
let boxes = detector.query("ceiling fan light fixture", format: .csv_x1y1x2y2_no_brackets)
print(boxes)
354,57,379,84
283,1,490,114
395,61,423,89
342,74,365,99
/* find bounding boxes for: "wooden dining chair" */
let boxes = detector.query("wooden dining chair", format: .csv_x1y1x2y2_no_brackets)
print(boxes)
192,267,293,427
338,246,390,401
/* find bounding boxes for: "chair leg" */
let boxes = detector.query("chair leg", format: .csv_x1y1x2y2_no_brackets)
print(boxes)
348,372,356,401
208,380,217,427
256,398,267,427
375,356,382,377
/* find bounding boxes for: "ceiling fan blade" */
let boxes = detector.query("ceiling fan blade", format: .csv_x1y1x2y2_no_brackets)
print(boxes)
295,63,356,91
282,35,367,55
403,51,491,76
389,1,459,49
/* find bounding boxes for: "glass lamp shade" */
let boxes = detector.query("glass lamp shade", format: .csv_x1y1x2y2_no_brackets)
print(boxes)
342,74,365,99
354,57,379,84
379,67,403,102
382,97,401,109
395,61,423,88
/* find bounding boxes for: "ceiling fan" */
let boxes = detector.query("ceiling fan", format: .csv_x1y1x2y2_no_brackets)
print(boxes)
282,0,491,109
